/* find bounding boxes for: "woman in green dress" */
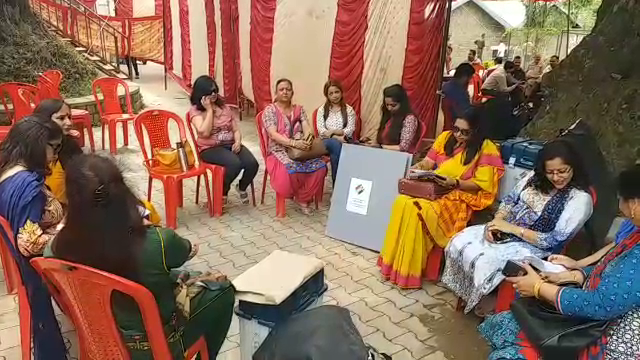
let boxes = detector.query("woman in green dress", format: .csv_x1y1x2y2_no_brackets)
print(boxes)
46,154,234,359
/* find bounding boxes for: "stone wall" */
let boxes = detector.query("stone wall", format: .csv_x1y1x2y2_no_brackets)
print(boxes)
0,82,144,126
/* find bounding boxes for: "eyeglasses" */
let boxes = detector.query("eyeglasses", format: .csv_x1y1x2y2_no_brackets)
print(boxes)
48,142,62,154
453,126,472,137
545,167,572,176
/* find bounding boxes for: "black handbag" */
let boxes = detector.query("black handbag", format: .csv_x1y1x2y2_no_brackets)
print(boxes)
511,297,609,359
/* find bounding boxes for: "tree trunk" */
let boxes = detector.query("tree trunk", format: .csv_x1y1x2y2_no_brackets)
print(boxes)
524,0,640,173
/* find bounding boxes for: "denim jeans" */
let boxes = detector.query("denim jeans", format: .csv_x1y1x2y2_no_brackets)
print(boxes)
323,138,343,185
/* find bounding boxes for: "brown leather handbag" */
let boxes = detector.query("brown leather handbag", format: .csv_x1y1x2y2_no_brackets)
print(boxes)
398,178,451,200
287,133,328,161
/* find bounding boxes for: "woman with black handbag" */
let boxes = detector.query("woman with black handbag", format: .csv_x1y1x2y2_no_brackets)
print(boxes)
479,164,640,359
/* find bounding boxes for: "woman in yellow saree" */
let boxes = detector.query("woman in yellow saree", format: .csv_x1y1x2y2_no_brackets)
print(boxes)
378,107,504,288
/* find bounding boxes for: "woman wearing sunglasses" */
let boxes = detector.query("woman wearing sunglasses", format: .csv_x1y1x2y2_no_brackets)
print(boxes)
0,117,67,359
378,106,504,288
441,140,593,316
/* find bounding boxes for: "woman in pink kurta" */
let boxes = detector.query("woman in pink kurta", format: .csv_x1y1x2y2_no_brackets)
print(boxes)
262,79,327,215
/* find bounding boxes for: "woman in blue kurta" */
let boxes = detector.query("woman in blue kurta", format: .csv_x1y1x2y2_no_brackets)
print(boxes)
0,117,67,359
479,164,640,359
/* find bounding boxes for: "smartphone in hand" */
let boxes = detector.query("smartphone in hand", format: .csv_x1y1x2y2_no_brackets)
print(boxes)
492,230,511,243
502,260,527,277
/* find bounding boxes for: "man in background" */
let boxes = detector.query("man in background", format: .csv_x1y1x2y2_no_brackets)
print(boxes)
474,34,486,61
467,49,482,65
481,61,522,97
512,56,526,82
442,63,475,120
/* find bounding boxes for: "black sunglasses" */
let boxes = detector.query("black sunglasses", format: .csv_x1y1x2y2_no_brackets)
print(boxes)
453,126,472,137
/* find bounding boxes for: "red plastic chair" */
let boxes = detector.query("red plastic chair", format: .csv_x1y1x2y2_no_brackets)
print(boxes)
40,70,96,152
30,257,209,360
254,111,322,218
134,109,213,229
471,74,494,105
93,77,135,155
0,217,32,360
0,83,38,142
184,106,255,217
493,186,599,313
37,70,63,99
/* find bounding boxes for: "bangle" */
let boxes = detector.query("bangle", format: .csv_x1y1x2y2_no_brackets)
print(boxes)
533,280,544,299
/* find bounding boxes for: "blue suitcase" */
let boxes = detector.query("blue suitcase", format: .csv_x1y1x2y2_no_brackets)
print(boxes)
500,138,544,170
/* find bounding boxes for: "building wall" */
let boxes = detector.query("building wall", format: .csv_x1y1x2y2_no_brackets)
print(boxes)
449,2,506,66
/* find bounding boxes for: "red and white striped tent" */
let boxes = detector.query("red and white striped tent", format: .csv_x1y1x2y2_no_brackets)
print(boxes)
160,0,448,138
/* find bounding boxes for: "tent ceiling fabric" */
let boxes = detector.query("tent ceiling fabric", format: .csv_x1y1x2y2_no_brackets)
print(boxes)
163,0,447,136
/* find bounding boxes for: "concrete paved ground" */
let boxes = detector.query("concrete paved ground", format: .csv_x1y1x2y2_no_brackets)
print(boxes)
0,63,488,359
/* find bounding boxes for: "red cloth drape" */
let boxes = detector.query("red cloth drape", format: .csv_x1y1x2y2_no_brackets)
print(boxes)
220,0,241,105
79,0,96,9
402,0,448,138
178,0,192,86
204,0,216,78
115,0,132,17
328,0,370,118
164,0,173,71
155,0,163,15
250,0,277,112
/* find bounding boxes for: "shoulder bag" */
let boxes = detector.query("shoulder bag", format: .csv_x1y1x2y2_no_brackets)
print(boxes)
398,178,451,200
287,134,328,162
510,296,609,359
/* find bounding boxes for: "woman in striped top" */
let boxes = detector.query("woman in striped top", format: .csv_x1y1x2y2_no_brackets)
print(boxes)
315,80,357,185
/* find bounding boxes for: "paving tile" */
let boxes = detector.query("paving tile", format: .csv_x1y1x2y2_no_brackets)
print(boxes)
0,345,21,359
322,254,352,270
392,349,418,360
380,289,417,309
339,264,372,281
326,287,358,306
215,243,243,257
358,276,392,294
397,316,434,341
346,300,384,322
323,264,347,281
392,332,433,359
401,302,430,317
228,314,239,336
344,255,376,269
350,312,377,337
406,289,442,306
0,311,18,330
421,350,449,360
373,301,411,323
225,252,254,268
332,275,366,293
219,338,239,354
201,252,231,267
363,331,404,356
367,315,408,340
0,296,16,314
350,288,388,307
217,346,240,360
0,326,20,351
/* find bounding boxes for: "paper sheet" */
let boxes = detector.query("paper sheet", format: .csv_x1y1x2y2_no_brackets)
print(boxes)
346,178,372,215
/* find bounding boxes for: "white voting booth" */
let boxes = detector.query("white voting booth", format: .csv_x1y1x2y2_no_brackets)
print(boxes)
326,144,412,252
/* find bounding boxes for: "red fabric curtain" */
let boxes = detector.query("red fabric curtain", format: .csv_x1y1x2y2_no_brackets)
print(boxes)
204,0,217,78
250,0,277,112
328,0,370,118
178,0,192,86
79,0,97,9
402,0,448,138
115,0,133,17
155,0,163,15
164,0,173,71
220,0,241,105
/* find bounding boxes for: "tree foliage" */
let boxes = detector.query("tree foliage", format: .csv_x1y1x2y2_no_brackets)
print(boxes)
524,0,640,173
0,1,97,98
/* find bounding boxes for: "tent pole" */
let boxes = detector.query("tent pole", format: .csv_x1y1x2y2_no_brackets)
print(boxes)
433,0,453,137
162,0,168,90
565,0,571,58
